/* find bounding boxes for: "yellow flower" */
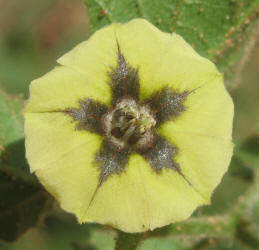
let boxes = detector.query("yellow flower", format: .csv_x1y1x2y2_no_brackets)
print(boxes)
24,19,234,233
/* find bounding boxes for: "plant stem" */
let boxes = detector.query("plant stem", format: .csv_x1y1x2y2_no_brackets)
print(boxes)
115,231,143,250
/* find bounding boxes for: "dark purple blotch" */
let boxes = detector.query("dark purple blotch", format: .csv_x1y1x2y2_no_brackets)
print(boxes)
108,46,140,104
65,98,107,135
95,140,130,186
136,134,179,173
144,87,189,126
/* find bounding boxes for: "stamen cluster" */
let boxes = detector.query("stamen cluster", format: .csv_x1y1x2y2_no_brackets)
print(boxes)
65,45,190,187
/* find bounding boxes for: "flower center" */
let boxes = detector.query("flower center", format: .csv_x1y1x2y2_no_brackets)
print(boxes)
64,46,191,187
103,98,156,149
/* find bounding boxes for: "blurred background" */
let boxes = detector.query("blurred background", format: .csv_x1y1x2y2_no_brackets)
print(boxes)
0,0,259,249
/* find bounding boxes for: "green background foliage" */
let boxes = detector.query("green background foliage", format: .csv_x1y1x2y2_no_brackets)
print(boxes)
0,0,259,249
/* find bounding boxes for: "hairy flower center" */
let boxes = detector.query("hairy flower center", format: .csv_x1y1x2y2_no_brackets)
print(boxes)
103,99,156,149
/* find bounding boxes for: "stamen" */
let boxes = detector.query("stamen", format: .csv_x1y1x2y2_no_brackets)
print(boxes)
102,98,156,149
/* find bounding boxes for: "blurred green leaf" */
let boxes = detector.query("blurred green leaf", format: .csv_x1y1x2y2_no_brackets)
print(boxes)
0,171,52,243
85,0,259,86
195,239,253,250
0,89,33,182
0,90,24,147
252,200,259,241
147,215,236,240
71,241,96,250
196,174,251,216
236,220,259,249
0,0,89,97
89,229,115,250
0,89,52,242
235,135,259,169
137,238,183,250
254,200,259,225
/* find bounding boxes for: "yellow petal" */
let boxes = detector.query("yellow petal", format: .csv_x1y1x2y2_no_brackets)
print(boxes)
146,32,221,97
24,112,102,172
84,154,204,233
25,112,101,218
25,66,111,113
57,23,118,82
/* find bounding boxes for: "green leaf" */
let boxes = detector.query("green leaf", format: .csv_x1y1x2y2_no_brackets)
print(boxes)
0,89,32,182
148,215,236,239
196,173,251,216
194,240,254,250
84,0,259,87
0,170,52,242
88,229,116,250
235,135,259,169
71,242,96,250
0,211,116,250
0,89,24,148
254,200,259,225
137,238,183,250
0,89,53,242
